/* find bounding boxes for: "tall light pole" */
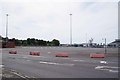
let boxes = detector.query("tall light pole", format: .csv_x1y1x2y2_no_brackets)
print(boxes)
70,13,72,46
105,38,107,54
6,14,8,44
86,33,88,47
102,38,107,54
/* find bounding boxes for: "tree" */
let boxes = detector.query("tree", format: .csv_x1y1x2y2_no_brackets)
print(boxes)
2,37,60,46
30,38,36,46
22,40,27,46
15,39,22,46
51,39,60,46
27,38,31,45
46,41,52,46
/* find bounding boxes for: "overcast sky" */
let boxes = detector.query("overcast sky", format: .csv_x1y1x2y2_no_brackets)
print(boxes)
0,0,119,44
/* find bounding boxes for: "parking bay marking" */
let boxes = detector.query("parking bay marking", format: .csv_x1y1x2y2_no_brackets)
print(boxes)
100,61,108,64
39,61,74,66
0,65,4,68
73,60,85,62
95,66,119,73
16,56,74,67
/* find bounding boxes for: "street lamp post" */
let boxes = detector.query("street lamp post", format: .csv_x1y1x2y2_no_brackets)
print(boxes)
102,38,107,54
6,14,8,44
70,13,72,46
105,38,107,54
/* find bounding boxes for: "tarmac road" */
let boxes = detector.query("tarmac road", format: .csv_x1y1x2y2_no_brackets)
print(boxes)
2,47,119,78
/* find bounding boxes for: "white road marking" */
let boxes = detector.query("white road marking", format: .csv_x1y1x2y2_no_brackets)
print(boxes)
11,70,32,78
11,72,26,78
95,66,104,69
95,66,119,69
14,54,47,59
39,61,74,66
24,75,31,78
39,61,48,64
56,63,74,66
100,61,108,64
109,70,119,73
0,65,4,68
26,60,30,61
48,62,58,65
39,61,57,64
95,66,119,73
73,60,85,62
23,57,27,58
48,52,51,54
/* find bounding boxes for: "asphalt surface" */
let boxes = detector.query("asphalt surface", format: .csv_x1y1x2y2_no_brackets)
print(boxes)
1,47,119,78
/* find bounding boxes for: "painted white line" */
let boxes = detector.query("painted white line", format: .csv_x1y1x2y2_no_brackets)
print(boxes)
47,62,58,65
39,61,48,64
11,70,16,72
96,68,110,71
24,75,30,78
95,66,119,73
95,66,104,69
100,61,108,64
39,61,74,66
105,66,118,68
56,63,74,66
39,61,58,65
20,54,48,59
0,65,4,68
11,72,26,78
48,52,51,54
73,60,85,62
95,66,119,69
11,70,31,78
26,60,30,61
109,70,118,73
23,57,27,58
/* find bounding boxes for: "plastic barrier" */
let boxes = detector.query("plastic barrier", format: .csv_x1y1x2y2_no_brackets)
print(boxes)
90,53,105,58
9,50,17,54
55,52,69,57
30,52,40,56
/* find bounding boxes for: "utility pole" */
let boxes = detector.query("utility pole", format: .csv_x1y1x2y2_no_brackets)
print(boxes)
86,33,88,47
70,13,72,46
105,38,107,54
102,38,107,54
6,14,8,45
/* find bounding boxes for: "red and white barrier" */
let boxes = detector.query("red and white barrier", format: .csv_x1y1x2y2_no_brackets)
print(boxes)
55,52,69,57
90,53,105,58
30,52,40,56
9,50,17,54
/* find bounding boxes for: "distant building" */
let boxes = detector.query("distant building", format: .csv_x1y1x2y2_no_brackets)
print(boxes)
1,36,15,48
81,43,89,47
60,44,69,47
81,43,97,47
108,39,120,48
